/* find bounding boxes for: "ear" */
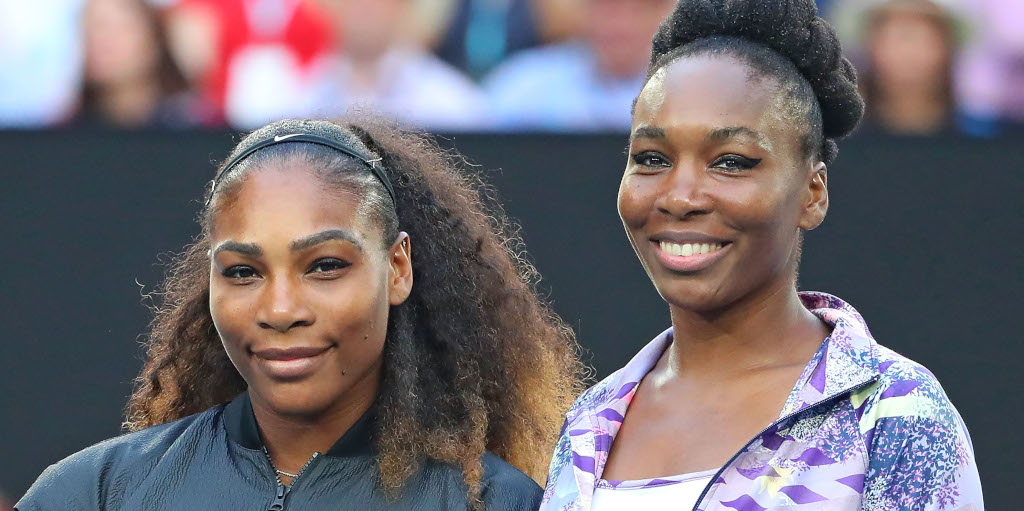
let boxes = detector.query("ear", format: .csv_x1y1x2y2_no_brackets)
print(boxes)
798,162,829,231
387,232,413,306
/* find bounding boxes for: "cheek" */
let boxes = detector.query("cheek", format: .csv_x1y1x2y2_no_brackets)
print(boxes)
618,175,654,229
208,283,252,352
722,177,798,228
724,182,805,271
316,272,390,354
207,284,257,382
320,283,382,336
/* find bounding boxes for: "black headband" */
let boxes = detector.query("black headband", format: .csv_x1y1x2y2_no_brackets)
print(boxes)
210,133,396,204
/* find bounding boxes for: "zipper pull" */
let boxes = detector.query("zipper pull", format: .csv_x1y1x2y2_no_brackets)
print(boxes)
267,483,287,511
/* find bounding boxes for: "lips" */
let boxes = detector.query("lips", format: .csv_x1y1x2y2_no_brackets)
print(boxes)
650,230,730,245
657,240,725,257
251,345,333,380
648,231,732,273
652,240,731,272
252,346,331,361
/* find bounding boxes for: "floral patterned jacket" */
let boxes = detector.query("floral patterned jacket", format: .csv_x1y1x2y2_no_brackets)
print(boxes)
540,292,984,511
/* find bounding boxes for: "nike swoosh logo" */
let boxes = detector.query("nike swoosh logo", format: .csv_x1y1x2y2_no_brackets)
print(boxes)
273,134,303,142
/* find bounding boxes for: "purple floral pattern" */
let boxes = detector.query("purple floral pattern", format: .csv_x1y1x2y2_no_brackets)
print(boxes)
540,293,984,511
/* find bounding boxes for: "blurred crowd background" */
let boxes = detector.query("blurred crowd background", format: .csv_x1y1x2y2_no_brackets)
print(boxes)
2,0,1023,135
2,2,1022,507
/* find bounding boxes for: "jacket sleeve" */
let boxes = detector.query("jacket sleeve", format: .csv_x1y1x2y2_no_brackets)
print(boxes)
479,453,544,511
860,374,984,511
15,459,101,511
538,419,577,511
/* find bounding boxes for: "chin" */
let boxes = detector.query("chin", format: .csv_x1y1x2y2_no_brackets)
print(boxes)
654,279,736,314
255,382,337,417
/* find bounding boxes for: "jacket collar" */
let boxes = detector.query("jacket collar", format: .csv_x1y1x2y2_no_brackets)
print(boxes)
779,292,880,417
563,292,882,509
223,391,377,457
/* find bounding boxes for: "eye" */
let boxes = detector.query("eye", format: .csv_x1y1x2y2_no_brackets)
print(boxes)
223,266,260,281
710,154,762,172
307,258,350,276
632,151,672,168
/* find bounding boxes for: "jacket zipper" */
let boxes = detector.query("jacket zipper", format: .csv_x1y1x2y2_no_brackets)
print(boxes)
689,376,879,511
263,448,322,511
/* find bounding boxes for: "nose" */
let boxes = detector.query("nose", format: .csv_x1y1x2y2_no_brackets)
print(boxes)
255,276,315,333
655,162,713,219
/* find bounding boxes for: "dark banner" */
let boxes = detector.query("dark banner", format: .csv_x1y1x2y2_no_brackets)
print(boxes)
0,130,1019,506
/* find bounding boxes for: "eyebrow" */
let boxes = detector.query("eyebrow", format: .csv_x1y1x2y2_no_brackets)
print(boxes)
212,229,364,258
706,126,774,151
289,229,363,253
213,241,262,257
630,125,667,143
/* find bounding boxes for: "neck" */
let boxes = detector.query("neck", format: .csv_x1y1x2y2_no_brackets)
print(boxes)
594,53,646,81
664,276,828,383
94,78,162,127
251,368,379,477
347,39,398,71
874,87,948,134
344,46,394,94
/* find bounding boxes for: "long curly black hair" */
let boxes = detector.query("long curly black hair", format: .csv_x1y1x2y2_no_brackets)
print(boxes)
124,117,585,506
646,0,865,164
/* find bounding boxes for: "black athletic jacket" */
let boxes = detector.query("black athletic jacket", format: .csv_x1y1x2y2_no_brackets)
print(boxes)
16,392,542,510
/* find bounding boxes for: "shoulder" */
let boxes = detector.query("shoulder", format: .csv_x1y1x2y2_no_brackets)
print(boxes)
398,50,481,101
16,407,223,511
566,365,637,425
541,368,632,476
390,48,485,128
479,453,543,511
484,43,589,92
405,50,477,87
562,328,670,426
853,345,965,436
852,346,983,510
481,42,600,129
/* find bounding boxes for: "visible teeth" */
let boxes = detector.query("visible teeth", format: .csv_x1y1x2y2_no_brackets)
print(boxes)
660,241,724,257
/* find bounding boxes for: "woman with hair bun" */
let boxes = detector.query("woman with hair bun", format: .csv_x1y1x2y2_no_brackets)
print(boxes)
18,117,583,510
540,1,983,510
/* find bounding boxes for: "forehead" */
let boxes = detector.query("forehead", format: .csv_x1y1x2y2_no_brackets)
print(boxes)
634,55,801,150
209,164,378,247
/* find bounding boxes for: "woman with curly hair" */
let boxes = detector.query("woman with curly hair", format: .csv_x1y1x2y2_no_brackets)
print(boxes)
540,1,983,510
18,117,583,510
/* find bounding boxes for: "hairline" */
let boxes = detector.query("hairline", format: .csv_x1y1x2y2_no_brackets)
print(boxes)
205,149,399,252
635,37,824,162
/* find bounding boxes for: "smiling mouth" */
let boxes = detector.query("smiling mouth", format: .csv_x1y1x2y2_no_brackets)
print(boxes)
253,346,332,361
651,240,732,272
657,240,726,257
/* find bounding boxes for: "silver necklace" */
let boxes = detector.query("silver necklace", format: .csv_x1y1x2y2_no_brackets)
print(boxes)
276,468,299,478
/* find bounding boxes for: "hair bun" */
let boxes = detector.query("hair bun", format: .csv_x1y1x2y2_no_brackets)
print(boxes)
650,0,865,142
817,63,864,138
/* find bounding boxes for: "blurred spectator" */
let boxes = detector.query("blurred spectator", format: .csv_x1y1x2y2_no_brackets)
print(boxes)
0,0,85,127
432,0,542,80
165,0,334,128
816,0,835,16
77,0,205,128
859,0,962,135
306,0,487,131
482,0,674,132
529,0,587,43
416,0,586,79
955,0,1024,128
